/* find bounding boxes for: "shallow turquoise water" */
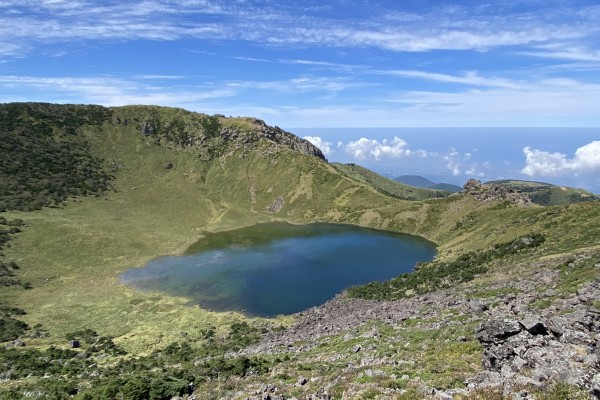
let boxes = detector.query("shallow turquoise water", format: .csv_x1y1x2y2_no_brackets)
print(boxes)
120,222,436,317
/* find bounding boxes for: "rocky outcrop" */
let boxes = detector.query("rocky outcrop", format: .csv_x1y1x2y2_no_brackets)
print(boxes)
463,179,532,205
248,120,326,160
215,122,326,160
266,196,285,214
469,278,600,397
117,110,326,162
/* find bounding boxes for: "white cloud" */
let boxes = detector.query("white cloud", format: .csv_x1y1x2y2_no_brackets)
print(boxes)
344,136,411,161
303,136,333,156
522,141,600,177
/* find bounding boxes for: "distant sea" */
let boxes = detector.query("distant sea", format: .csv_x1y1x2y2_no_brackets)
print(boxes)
291,128,600,194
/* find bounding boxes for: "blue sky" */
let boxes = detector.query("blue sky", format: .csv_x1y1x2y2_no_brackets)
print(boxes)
1,1,599,191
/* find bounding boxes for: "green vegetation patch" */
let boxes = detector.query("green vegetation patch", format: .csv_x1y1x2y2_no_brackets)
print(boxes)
0,103,114,212
0,216,31,342
348,233,545,300
0,217,28,289
0,321,272,399
0,307,29,342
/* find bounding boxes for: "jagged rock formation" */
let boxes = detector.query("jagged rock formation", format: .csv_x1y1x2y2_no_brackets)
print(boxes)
246,118,326,160
113,109,326,161
469,278,600,398
463,179,532,205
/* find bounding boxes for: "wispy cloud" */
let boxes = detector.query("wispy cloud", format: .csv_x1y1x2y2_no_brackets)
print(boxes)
1,1,598,59
133,75,187,80
0,72,362,116
0,74,238,107
279,59,365,73
521,47,600,62
230,56,272,63
379,70,524,89
1,1,599,129
226,76,362,93
381,77,600,126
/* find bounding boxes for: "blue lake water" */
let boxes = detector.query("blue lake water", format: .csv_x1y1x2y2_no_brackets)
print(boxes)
120,222,436,317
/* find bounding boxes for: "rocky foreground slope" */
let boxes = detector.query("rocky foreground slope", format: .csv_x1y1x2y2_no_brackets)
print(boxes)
229,247,600,400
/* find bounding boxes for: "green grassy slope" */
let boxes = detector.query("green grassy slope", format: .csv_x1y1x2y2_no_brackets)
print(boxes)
1,103,599,399
0,104,408,350
2,106,595,348
332,163,450,200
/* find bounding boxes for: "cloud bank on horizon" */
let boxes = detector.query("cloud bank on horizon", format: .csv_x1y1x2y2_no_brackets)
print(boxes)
303,134,600,192
1,0,600,127
522,141,600,178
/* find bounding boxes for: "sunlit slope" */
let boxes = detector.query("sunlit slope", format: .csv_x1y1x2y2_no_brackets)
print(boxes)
332,162,449,200
0,106,412,346
2,103,599,354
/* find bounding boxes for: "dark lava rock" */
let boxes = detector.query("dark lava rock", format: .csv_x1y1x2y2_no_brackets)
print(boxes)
476,319,522,343
519,315,548,335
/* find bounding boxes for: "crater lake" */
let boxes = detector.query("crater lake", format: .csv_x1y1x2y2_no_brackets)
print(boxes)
120,222,436,317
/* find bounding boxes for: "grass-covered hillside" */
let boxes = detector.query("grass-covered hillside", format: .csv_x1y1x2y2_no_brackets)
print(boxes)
333,163,450,201
1,103,599,399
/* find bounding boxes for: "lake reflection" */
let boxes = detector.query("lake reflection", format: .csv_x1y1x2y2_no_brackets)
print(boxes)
120,222,436,317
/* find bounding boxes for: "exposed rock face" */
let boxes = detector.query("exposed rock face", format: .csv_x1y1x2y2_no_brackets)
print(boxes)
247,120,326,160
463,179,532,205
121,112,326,161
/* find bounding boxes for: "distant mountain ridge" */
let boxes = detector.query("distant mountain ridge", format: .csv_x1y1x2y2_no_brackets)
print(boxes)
393,175,462,192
